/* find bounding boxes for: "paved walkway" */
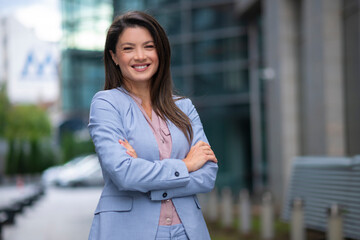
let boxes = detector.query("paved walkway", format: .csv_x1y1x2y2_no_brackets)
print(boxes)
2,186,102,240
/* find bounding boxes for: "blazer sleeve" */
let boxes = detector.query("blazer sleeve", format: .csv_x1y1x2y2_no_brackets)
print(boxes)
88,91,190,193
149,98,218,200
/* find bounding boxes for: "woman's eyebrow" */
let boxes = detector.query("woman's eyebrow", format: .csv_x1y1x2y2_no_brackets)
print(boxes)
143,41,154,45
120,42,136,46
120,40,154,46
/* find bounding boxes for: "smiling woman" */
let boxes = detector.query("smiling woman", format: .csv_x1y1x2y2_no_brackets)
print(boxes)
109,27,159,90
88,11,218,240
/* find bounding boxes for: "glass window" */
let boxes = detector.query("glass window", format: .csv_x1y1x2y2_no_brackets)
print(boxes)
119,0,146,11
145,0,179,8
193,70,248,96
193,72,222,96
171,75,184,95
61,0,112,50
223,70,249,93
198,105,251,192
170,44,182,66
152,11,182,36
193,36,248,64
192,4,238,32
193,39,219,64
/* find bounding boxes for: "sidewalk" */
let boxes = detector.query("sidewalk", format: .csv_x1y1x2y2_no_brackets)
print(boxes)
2,186,102,240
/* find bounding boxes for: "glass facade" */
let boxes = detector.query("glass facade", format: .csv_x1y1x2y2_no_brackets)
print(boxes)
61,0,112,51
60,0,266,192
61,0,112,115
114,0,265,192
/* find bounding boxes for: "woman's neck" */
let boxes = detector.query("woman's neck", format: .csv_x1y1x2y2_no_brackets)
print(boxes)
124,81,151,105
124,81,153,119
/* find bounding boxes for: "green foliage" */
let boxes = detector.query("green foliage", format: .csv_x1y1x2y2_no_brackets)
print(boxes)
0,84,10,137
4,104,56,174
5,105,51,141
60,131,95,163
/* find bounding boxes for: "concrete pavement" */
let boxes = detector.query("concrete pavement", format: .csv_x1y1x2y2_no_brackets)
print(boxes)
2,186,102,240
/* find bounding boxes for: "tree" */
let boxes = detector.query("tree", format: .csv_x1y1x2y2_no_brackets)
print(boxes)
5,104,53,174
0,84,10,137
0,84,10,178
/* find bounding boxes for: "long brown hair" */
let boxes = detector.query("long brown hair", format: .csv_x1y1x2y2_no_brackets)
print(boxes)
104,11,193,143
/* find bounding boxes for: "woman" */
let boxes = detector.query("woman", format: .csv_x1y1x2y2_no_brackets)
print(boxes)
88,11,218,240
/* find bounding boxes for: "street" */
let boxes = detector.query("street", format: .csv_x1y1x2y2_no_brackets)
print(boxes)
2,186,102,240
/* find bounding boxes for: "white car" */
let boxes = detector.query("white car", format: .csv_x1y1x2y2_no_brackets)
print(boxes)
41,155,85,186
42,154,104,187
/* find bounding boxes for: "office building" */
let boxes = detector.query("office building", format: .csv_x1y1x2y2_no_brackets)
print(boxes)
60,0,360,205
114,0,266,194
60,0,113,119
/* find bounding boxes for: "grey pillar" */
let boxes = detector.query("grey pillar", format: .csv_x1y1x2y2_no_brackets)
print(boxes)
207,189,218,222
263,0,301,207
220,187,233,227
327,204,343,240
343,0,360,156
261,192,274,239
248,20,264,195
301,0,345,156
291,198,305,240
239,189,252,234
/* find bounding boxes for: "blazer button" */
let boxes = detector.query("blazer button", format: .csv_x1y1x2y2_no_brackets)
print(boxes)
175,171,180,177
162,192,167,198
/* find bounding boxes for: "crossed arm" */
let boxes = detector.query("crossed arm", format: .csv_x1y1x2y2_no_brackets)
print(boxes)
120,139,218,200
119,139,217,173
89,92,218,199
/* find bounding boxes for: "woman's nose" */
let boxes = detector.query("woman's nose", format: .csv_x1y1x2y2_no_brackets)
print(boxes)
134,48,146,61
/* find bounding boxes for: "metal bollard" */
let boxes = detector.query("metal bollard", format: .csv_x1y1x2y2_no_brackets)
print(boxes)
221,187,233,227
261,192,274,239
327,204,343,240
239,189,251,234
207,189,218,222
291,198,305,240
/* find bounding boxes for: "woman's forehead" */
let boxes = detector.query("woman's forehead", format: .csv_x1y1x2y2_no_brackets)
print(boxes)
118,27,153,43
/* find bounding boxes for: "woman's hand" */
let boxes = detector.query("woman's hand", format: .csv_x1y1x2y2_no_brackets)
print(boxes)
119,139,138,158
183,141,217,172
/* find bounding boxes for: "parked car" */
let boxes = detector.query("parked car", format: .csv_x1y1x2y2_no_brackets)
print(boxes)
42,154,104,187
41,155,85,186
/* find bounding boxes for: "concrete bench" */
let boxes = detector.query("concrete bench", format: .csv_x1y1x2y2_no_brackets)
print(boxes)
0,211,8,238
0,184,44,226
282,156,360,239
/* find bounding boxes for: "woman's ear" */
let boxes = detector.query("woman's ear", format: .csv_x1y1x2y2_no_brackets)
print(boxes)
110,50,117,65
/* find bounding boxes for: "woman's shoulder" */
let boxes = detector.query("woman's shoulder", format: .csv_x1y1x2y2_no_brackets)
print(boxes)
91,88,132,109
93,88,130,101
174,96,194,112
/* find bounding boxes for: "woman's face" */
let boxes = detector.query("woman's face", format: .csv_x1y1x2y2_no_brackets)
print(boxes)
110,27,159,87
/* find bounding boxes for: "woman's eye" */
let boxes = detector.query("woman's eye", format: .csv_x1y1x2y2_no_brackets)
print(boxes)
145,45,155,49
123,47,133,51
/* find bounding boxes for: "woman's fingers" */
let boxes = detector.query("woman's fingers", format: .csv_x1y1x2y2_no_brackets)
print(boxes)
208,154,218,163
119,139,132,149
126,150,136,158
201,144,218,163
195,141,210,148
119,139,138,158
195,142,218,162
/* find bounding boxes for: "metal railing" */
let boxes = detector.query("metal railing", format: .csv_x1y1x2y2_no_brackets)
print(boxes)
282,156,360,239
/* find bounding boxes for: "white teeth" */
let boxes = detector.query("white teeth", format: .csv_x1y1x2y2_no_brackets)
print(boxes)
133,65,147,69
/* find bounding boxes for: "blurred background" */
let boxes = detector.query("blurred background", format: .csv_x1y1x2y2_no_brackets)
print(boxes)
0,0,359,239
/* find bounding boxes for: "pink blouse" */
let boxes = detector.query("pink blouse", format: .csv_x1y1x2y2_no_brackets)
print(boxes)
130,94,182,226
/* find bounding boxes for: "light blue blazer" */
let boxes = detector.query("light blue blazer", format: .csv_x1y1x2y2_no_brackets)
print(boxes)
87,88,218,240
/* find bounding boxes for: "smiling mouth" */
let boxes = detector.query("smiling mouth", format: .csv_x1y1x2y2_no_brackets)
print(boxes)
132,64,150,70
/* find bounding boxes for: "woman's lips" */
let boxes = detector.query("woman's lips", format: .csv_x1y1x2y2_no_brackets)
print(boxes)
132,64,150,72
